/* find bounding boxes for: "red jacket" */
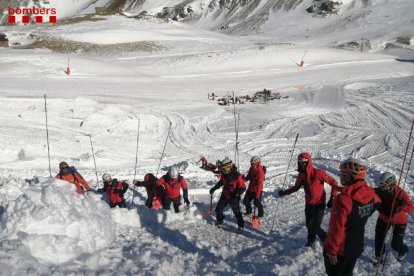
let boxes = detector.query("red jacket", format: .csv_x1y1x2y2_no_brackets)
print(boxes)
375,185,414,225
246,163,264,199
324,180,381,257
284,153,338,205
56,171,91,195
103,179,129,204
157,174,187,199
215,169,246,199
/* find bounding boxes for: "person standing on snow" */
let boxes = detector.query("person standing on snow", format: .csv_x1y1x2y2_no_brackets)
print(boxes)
210,158,246,231
324,158,380,276
55,161,91,195
99,173,129,208
156,166,190,213
278,152,339,247
243,156,265,217
371,172,414,265
133,173,165,208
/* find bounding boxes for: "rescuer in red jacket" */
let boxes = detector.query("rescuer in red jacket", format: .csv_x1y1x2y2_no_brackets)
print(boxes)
55,161,91,195
156,166,190,213
324,157,380,276
372,172,414,265
278,152,339,248
210,158,246,231
243,156,265,217
100,173,129,208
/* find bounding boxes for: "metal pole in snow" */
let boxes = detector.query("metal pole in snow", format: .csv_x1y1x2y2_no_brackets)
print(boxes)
44,94,52,177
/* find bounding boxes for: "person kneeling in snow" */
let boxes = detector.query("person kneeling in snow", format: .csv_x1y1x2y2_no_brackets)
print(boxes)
156,166,190,213
56,161,91,195
99,173,129,208
133,173,165,208
210,158,246,231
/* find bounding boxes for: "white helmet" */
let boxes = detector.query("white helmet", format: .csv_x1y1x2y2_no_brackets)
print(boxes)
251,156,261,164
377,172,397,188
102,173,112,182
169,166,179,178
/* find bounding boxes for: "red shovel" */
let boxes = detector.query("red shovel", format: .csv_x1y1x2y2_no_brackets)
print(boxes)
252,206,260,228
203,194,213,217
152,197,162,210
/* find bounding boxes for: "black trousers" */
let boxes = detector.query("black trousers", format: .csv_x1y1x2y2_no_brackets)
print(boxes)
324,252,358,276
162,196,181,213
243,190,264,216
215,194,244,228
305,203,327,243
109,200,126,208
375,219,408,257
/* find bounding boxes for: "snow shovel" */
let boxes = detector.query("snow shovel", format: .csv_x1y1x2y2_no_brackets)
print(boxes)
203,194,213,217
152,197,162,210
252,206,260,228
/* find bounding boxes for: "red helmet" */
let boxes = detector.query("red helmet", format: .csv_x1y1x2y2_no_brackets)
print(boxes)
339,157,366,185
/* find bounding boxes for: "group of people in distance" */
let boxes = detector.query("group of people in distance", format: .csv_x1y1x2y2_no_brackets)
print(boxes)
277,153,413,276
55,150,413,276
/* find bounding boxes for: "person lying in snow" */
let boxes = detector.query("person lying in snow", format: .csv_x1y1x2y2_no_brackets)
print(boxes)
156,166,190,213
99,173,129,208
133,173,165,209
210,158,246,231
55,161,91,195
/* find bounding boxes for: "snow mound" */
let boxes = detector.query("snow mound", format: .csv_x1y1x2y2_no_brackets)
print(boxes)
0,177,116,264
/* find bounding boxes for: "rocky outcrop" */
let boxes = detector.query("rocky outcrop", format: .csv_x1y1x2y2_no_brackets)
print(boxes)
306,0,341,15
0,33,9,47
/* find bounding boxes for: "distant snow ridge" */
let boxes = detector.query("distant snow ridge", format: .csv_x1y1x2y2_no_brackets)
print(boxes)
0,177,116,264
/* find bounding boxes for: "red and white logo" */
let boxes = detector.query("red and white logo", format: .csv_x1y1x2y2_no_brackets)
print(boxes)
7,6,57,24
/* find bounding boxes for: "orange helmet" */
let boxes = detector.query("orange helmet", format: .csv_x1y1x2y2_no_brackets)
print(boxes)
339,157,366,185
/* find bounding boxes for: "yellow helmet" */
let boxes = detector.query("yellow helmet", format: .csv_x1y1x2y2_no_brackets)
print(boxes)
220,158,233,174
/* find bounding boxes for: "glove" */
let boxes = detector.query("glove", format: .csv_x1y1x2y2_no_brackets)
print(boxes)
133,180,139,185
209,187,216,195
326,196,334,209
184,198,190,206
396,197,405,207
278,190,285,197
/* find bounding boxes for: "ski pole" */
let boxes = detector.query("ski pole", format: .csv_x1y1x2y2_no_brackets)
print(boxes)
87,134,99,189
152,122,172,209
402,143,414,189
131,118,140,205
204,194,213,217
268,133,299,234
44,94,52,177
233,92,240,169
155,122,172,177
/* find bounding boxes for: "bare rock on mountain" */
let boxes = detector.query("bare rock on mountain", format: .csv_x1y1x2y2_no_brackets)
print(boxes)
306,0,341,15
0,33,9,47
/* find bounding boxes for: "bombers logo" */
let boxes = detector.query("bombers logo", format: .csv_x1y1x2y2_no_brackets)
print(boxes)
7,6,57,24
